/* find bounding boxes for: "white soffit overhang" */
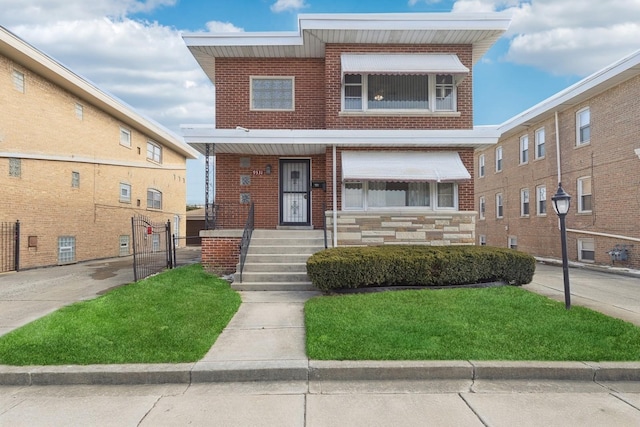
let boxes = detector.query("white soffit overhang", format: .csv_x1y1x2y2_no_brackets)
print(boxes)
342,151,470,182
341,53,469,83
181,126,501,156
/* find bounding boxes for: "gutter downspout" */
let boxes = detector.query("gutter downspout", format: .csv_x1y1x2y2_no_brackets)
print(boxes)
333,144,338,248
555,111,561,184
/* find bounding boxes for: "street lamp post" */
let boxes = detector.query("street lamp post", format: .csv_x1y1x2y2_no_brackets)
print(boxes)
551,182,572,309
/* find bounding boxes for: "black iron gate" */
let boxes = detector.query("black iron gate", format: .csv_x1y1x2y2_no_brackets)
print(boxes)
0,221,20,273
131,216,174,281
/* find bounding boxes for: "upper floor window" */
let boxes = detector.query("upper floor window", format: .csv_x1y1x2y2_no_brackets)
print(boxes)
147,141,162,163
120,127,131,147
250,76,294,111
495,146,503,172
147,189,162,210
535,127,545,159
536,185,547,215
9,158,21,177
576,107,590,146
12,70,25,93
496,193,504,218
520,188,530,217
578,176,592,213
519,135,529,164
478,154,485,178
75,103,84,120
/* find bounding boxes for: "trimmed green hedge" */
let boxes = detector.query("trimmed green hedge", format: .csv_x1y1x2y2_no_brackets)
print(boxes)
306,245,536,292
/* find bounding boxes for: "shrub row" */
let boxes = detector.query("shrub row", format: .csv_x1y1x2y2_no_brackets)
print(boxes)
306,245,536,292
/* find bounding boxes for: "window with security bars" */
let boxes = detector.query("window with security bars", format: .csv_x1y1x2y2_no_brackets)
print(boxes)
58,236,76,264
251,77,294,110
9,158,21,177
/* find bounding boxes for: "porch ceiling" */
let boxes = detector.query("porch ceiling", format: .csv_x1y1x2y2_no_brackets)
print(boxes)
181,126,501,156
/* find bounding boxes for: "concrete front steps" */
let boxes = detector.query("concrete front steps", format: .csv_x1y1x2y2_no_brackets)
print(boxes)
232,229,326,291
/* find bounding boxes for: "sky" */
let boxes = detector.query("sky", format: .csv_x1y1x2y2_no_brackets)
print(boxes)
2,0,640,204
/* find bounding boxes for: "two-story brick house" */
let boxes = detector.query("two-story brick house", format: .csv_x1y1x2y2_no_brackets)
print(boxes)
0,27,199,270
182,13,511,273
475,49,640,269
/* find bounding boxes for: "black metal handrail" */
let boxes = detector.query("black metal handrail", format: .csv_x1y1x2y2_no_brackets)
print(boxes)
322,202,328,249
238,202,255,283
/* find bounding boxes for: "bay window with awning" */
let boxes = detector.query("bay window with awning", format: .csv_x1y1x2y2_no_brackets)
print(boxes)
341,54,469,113
341,151,471,211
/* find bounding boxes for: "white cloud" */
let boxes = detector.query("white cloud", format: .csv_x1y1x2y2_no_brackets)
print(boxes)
452,0,640,76
205,21,244,33
270,0,308,13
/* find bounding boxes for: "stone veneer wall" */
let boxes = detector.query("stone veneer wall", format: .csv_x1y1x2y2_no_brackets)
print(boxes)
326,211,476,246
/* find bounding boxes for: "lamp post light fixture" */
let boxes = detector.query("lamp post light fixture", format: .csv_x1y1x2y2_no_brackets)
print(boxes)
551,182,572,309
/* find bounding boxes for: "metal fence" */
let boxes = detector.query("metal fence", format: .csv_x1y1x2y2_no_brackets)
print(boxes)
131,216,174,281
0,220,19,273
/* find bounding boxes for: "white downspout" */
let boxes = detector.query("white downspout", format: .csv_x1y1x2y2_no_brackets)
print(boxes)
333,144,338,248
555,111,561,184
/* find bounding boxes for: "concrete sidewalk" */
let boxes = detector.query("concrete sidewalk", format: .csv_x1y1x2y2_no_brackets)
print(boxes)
1,261,640,386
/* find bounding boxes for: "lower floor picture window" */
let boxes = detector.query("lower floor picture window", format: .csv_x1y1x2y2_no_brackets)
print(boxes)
344,180,456,210
58,236,76,264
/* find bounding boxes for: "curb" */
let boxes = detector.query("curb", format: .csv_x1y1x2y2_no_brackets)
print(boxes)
3,360,640,386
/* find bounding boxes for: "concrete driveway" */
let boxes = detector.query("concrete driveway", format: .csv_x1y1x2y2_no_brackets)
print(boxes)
0,247,201,336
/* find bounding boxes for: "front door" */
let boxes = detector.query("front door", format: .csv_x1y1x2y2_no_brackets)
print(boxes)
280,159,311,226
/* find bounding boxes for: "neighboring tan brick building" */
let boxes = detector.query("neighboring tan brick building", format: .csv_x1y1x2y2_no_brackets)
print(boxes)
0,27,198,270
475,49,640,269
181,13,511,271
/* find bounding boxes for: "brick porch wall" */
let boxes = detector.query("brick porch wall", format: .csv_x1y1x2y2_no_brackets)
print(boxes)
200,230,242,274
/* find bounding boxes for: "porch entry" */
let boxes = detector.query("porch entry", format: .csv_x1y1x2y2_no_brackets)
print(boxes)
280,159,311,226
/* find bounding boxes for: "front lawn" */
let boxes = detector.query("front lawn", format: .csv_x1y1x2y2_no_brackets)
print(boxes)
0,264,241,365
305,286,640,361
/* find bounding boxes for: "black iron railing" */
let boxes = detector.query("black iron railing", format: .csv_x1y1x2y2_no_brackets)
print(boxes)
208,202,250,230
238,202,255,283
131,216,174,282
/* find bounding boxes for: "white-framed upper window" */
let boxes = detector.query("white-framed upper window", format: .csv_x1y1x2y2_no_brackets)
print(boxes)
576,107,591,146
519,135,529,164
495,146,503,172
119,183,131,203
496,193,503,218
536,185,547,215
578,176,592,213
578,238,595,262
147,141,162,163
250,76,294,111
342,73,457,113
535,127,545,159
75,103,83,120
12,69,25,93
120,127,131,147
71,171,80,188
147,188,162,210
342,181,457,211
520,188,530,217
479,196,486,220
478,154,485,178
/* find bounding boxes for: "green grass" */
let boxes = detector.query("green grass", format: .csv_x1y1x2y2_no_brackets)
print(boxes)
305,286,640,361
0,264,241,365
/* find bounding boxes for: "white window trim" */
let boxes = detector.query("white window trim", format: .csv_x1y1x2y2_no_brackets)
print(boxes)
479,235,487,246
479,195,486,220
536,185,547,216
577,176,593,213
508,236,518,250
520,188,530,217
578,238,595,263
119,183,131,203
341,181,459,211
496,193,504,219
147,188,162,210
495,146,503,172
120,127,131,148
250,76,295,111
147,140,162,163
576,107,591,146
341,73,458,114
535,127,545,159
478,154,485,178
519,134,529,165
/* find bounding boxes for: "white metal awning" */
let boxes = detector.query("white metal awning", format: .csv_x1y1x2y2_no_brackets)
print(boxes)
341,53,469,80
341,151,471,182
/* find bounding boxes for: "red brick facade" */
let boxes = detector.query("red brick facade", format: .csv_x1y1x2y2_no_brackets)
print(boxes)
201,236,241,274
